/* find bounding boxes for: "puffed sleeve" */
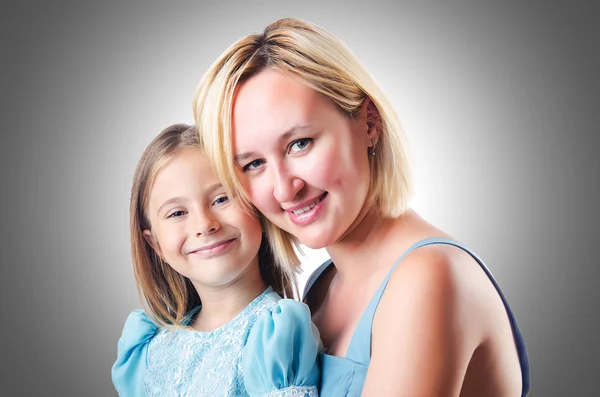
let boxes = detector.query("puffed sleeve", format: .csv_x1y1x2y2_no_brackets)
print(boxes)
111,310,158,397
243,299,321,397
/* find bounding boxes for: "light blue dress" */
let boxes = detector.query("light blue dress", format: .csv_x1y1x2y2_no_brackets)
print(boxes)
303,238,530,397
112,287,321,397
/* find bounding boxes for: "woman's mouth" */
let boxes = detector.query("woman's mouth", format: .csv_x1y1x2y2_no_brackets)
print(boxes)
287,192,328,226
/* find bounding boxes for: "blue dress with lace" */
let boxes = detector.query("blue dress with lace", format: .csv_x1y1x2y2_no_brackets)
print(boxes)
112,287,321,397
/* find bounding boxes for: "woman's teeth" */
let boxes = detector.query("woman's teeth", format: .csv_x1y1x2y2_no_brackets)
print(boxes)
292,196,323,215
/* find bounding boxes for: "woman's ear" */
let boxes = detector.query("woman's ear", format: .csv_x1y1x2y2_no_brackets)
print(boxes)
143,230,164,259
361,96,382,147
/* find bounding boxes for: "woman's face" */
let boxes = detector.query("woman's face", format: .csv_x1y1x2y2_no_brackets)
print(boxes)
231,69,375,249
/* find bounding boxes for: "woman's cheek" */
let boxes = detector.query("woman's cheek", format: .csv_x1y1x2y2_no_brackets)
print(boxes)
247,178,275,213
240,174,264,209
306,150,338,187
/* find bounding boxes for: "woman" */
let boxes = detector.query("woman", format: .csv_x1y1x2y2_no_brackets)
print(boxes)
193,18,530,397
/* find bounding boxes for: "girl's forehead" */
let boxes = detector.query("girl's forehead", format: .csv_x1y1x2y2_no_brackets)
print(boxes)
146,149,220,204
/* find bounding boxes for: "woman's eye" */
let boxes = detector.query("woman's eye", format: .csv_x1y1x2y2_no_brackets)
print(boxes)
213,195,230,206
167,210,187,218
242,159,265,172
288,138,312,154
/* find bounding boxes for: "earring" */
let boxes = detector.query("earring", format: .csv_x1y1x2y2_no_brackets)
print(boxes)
370,137,377,156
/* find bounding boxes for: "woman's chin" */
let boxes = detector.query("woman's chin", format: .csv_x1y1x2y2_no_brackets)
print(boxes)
295,232,334,250
299,240,328,250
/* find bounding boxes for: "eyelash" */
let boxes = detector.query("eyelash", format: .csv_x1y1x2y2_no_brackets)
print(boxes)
242,159,264,172
167,210,187,219
165,195,228,218
242,138,314,172
288,138,312,154
212,195,229,206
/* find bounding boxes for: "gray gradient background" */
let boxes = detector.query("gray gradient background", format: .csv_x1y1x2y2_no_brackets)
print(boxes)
3,1,599,396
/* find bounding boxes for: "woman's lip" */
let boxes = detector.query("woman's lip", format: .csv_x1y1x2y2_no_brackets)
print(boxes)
287,193,327,226
283,192,328,212
284,192,328,213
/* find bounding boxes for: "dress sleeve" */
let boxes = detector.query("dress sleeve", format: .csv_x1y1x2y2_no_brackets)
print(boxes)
111,310,158,397
243,299,321,397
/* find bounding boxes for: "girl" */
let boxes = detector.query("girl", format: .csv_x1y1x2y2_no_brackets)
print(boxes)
111,123,320,396
193,18,530,397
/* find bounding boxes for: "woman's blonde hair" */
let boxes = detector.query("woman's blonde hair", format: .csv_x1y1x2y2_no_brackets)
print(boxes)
193,17,413,268
130,123,295,329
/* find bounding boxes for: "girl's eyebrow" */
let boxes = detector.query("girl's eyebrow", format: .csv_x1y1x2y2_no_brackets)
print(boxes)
157,183,224,214
157,196,185,215
156,184,224,215
234,125,312,164
204,183,223,196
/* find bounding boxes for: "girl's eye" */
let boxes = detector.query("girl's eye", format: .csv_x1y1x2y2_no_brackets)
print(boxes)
242,159,265,172
167,210,187,219
288,138,312,154
213,195,230,206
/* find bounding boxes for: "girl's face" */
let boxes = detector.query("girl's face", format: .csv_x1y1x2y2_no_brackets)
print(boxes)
144,147,263,290
231,69,376,249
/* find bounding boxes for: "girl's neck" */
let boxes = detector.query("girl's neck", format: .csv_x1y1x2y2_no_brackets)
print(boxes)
190,262,266,332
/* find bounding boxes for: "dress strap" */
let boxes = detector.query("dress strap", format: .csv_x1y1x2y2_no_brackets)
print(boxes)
302,259,333,302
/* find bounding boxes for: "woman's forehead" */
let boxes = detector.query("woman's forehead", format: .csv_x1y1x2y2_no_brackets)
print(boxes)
233,73,331,141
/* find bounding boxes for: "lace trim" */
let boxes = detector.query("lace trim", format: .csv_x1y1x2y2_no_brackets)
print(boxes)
264,386,318,397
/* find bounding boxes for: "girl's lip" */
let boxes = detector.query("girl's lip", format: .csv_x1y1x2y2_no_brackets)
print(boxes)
196,239,235,251
188,238,236,257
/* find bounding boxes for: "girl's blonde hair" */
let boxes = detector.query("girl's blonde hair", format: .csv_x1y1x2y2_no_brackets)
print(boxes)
193,17,413,269
130,123,295,329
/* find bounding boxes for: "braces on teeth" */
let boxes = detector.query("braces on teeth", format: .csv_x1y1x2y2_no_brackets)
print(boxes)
292,197,322,215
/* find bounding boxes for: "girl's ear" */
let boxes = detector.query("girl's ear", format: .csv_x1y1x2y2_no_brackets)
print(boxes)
143,230,164,259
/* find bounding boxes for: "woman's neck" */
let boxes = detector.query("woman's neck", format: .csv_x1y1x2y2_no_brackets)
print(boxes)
326,208,416,282
190,262,266,331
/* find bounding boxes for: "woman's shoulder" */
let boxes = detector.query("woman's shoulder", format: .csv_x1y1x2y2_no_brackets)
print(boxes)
371,237,497,361
386,241,461,301
383,237,495,312
112,310,159,396
358,237,491,394
378,236,486,317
